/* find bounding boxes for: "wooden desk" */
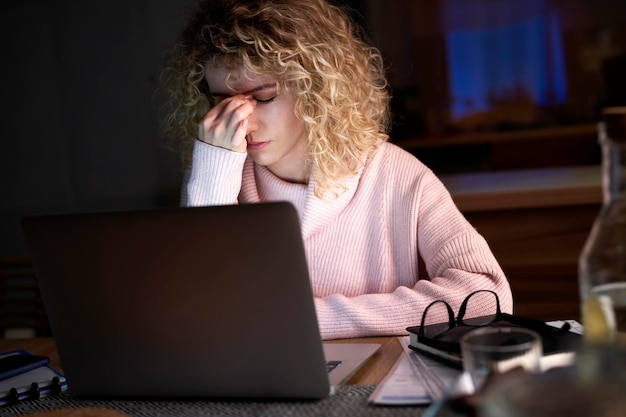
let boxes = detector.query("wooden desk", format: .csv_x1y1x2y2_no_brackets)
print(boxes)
0,336,404,386
0,338,63,372
326,336,403,385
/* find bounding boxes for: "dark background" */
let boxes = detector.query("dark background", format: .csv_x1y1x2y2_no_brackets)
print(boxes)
1,0,197,257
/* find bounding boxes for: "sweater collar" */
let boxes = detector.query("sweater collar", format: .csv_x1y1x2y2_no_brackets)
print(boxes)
239,158,363,239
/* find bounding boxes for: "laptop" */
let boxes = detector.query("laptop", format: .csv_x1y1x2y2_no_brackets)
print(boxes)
22,202,379,400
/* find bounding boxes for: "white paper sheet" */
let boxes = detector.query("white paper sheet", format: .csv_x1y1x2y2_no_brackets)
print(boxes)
368,336,461,405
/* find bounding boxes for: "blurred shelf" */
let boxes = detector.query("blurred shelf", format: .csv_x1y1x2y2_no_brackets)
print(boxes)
442,165,602,212
396,123,598,149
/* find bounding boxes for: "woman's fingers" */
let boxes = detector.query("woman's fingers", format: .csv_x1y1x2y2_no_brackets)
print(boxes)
198,95,256,152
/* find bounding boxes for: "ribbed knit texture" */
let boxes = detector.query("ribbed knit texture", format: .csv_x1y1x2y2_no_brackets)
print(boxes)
183,141,513,340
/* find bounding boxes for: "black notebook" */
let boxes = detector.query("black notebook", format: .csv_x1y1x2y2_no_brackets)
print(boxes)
406,315,583,369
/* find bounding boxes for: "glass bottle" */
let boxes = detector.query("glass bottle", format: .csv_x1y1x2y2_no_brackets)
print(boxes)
579,107,626,345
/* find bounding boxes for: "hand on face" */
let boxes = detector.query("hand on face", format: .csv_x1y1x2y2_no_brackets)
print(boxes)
198,94,257,153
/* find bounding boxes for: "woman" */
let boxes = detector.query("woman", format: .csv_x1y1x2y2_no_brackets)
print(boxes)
159,0,513,340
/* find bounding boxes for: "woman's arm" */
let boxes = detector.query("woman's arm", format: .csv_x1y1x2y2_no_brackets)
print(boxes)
182,140,247,207
314,232,512,340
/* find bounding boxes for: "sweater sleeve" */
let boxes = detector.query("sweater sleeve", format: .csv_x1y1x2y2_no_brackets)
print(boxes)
313,164,512,340
314,232,511,340
182,140,247,207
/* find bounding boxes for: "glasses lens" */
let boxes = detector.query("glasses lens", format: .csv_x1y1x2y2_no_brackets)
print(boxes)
461,290,499,326
422,300,452,338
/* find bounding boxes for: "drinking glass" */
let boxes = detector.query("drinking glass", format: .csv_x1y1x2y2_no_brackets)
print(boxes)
460,327,542,391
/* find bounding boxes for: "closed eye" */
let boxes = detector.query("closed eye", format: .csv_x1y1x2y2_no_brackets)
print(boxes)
255,97,276,104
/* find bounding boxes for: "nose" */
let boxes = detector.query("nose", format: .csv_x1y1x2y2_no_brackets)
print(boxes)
246,119,260,141
245,104,260,136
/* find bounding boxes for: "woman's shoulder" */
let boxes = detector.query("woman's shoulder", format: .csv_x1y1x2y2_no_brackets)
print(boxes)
354,141,449,205
369,141,432,176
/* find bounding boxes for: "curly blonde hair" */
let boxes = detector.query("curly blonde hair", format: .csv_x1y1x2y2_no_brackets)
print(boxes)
159,0,390,197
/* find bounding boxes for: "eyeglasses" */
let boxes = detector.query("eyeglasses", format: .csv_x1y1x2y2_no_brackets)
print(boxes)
414,289,579,355
418,290,502,340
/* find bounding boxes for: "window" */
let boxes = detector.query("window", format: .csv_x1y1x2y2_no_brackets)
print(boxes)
444,0,567,122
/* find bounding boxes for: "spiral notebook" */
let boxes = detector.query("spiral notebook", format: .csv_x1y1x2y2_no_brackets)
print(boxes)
0,350,66,406
23,202,379,400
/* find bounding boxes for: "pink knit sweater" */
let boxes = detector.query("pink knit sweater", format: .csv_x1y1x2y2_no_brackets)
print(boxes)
183,140,513,340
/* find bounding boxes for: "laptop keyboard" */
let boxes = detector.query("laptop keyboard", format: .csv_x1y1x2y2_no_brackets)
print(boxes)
326,360,342,373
